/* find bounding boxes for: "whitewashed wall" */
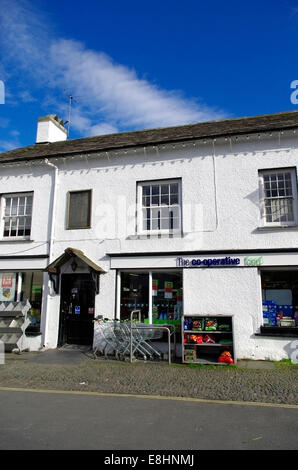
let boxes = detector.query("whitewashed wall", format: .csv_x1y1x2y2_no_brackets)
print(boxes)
0,129,297,357
0,163,52,350
49,131,298,262
0,162,52,260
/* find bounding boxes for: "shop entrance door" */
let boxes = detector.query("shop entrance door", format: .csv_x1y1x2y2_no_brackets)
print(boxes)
59,274,95,345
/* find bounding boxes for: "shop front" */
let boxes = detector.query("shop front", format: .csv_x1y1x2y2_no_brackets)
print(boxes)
111,250,298,362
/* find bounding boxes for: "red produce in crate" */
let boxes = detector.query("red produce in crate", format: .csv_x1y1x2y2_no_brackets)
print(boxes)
203,334,216,343
218,350,234,364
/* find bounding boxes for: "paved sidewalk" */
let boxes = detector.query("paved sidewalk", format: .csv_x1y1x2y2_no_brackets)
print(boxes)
4,346,278,368
19,346,92,365
1,348,297,405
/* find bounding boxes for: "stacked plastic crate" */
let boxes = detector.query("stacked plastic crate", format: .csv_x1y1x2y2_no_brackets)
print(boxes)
262,300,277,326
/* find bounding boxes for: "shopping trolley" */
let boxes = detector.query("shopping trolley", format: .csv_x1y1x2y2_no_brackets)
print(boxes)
93,318,128,359
93,311,175,363
128,310,175,364
116,321,164,361
132,323,163,359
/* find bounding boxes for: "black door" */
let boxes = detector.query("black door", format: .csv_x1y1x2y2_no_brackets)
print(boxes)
59,274,95,345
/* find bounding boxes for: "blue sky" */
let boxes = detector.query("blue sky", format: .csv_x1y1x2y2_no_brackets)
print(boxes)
1,0,298,152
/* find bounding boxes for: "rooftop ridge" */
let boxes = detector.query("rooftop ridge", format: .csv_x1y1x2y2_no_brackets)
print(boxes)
1,109,298,164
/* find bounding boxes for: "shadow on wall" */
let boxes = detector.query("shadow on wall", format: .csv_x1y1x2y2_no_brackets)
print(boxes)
284,339,298,364
244,188,260,209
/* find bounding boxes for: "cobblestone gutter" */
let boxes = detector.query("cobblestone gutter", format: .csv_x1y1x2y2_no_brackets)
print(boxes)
0,350,297,405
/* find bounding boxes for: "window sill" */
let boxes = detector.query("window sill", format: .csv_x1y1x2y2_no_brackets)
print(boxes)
128,232,183,240
0,238,33,243
256,326,298,337
257,225,298,231
66,227,91,231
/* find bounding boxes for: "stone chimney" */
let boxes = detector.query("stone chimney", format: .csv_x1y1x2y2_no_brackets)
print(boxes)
36,114,67,144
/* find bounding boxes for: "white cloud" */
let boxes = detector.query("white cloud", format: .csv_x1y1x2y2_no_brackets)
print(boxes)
18,90,37,103
0,137,20,152
0,0,227,138
51,39,224,131
0,117,10,128
10,130,20,137
0,1,50,76
89,123,119,136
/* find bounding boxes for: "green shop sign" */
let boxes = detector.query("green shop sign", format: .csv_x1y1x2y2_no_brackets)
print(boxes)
244,256,264,266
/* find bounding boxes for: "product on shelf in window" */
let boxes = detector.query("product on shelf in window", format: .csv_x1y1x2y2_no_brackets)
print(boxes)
184,317,193,330
152,305,159,321
192,318,204,331
195,335,203,344
168,312,174,321
218,350,234,364
203,334,216,343
218,323,230,331
205,318,217,331
262,300,277,326
190,334,203,344
219,338,233,345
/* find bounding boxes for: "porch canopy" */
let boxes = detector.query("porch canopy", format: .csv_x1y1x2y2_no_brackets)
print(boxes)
45,247,106,293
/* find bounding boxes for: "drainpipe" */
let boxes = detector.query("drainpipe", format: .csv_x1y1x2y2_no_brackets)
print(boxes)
44,158,59,263
42,158,59,348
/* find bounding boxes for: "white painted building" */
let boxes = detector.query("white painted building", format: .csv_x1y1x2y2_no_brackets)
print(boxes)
0,111,297,361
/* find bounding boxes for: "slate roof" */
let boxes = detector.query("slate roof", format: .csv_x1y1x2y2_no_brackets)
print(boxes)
1,110,298,164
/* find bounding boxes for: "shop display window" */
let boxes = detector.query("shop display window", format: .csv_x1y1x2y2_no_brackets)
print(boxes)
151,271,183,325
261,270,298,328
119,270,183,324
0,271,43,329
21,271,43,329
0,273,17,301
120,272,149,322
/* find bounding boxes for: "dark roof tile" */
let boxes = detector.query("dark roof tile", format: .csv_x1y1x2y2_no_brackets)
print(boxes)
1,110,298,163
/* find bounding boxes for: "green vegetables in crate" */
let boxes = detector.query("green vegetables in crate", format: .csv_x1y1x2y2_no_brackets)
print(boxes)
192,318,204,330
205,318,217,330
218,324,230,331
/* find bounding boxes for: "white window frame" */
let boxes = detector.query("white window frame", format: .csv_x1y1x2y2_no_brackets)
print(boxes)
1,192,33,240
137,179,182,235
259,168,298,227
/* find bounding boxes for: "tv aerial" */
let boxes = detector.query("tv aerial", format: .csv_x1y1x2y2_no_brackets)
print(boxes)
63,91,78,137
